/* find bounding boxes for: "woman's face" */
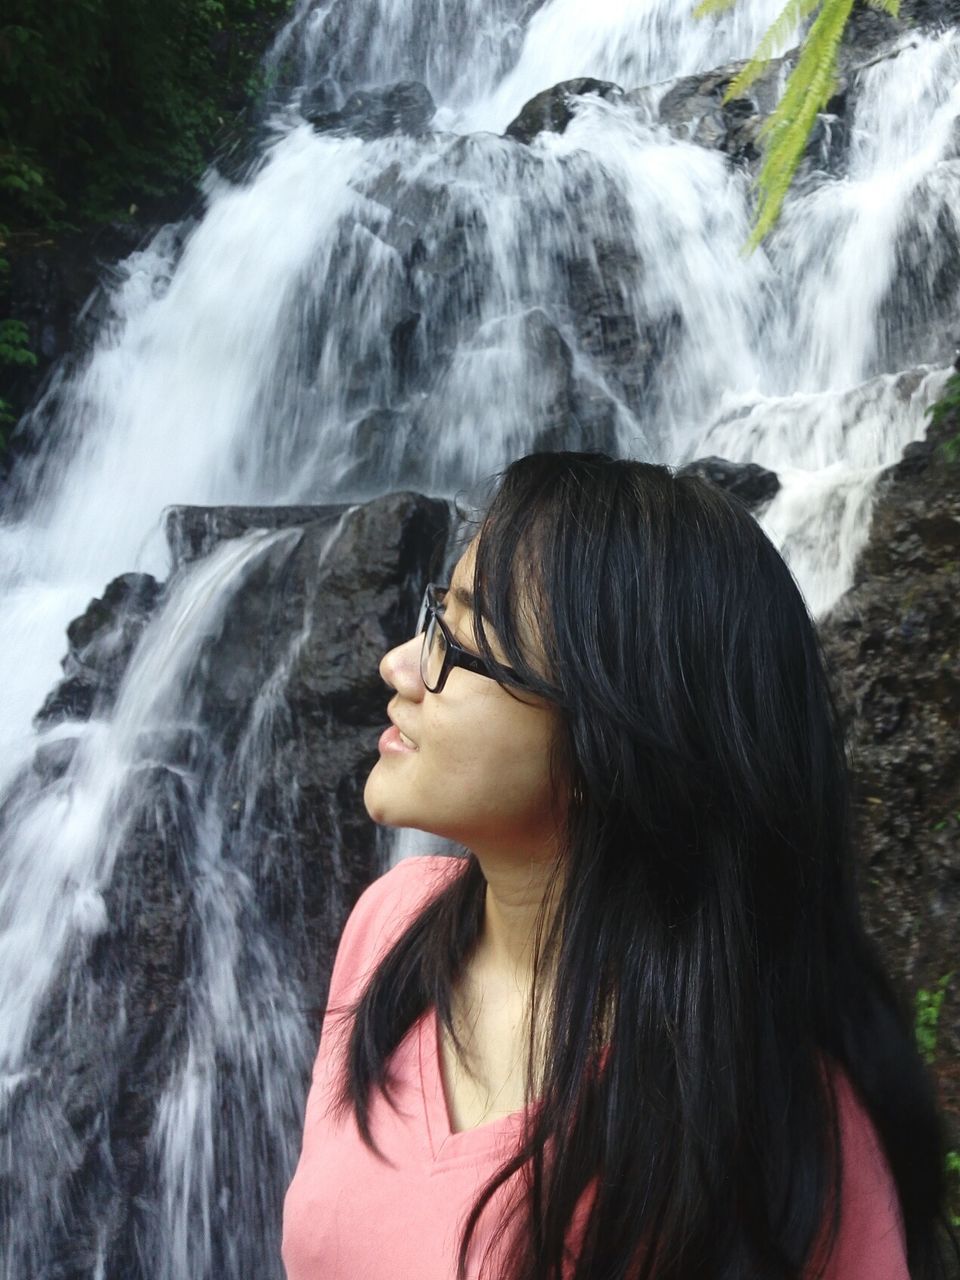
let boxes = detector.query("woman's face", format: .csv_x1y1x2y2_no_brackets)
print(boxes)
363,541,564,862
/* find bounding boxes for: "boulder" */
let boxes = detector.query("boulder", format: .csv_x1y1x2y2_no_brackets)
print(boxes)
504,78,623,145
307,80,436,141
31,736,79,782
820,406,960,1133
34,573,163,728
14,490,451,1279
653,57,848,174
166,503,347,570
678,455,780,511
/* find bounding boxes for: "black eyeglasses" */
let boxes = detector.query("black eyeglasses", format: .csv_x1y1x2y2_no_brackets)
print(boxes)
416,584,520,693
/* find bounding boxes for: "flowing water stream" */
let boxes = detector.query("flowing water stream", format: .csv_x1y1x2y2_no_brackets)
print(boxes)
2,0,960,1275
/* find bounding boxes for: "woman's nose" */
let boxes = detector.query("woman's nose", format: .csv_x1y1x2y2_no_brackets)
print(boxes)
379,633,425,697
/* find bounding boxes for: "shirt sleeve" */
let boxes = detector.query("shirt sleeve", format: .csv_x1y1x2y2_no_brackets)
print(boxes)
818,1075,909,1280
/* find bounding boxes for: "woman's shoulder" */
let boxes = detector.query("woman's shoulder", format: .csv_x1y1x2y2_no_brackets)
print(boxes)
352,854,466,927
328,856,466,1002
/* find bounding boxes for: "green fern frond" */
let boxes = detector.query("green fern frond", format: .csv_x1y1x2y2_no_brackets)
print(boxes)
725,0,821,99
746,0,855,248
692,0,738,19
692,0,903,245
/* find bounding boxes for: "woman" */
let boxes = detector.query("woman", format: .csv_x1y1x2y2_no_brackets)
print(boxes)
282,451,952,1280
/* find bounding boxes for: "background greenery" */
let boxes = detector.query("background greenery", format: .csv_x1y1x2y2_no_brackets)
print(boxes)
0,0,290,230
0,0,291,433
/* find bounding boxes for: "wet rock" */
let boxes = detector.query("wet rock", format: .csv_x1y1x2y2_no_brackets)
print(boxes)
32,736,79,782
519,308,620,454
678,456,780,511
355,159,454,266
166,503,346,570
351,139,667,440
34,672,99,727
504,78,623,144
890,438,936,479
820,406,960,1123
880,200,960,372
132,726,205,770
565,236,680,419
654,57,848,173
654,60,780,167
19,490,452,1280
340,408,421,491
307,80,436,140
390,309,422,390
16,763,194,1280
168,490,451,998
65,573,162,676
34,573,163,728
843,0,960,59
300,78,339,118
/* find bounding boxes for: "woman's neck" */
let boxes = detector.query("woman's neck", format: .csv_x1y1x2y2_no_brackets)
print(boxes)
473,850,561,982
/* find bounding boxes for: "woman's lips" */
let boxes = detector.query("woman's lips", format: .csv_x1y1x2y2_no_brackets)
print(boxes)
378,724,418,754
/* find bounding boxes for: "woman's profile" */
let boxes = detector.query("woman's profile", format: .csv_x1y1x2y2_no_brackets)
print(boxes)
282,451,953,1279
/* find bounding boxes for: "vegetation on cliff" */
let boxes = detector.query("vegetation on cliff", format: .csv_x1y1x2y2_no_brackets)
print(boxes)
0,0,292,432
0,1,291,231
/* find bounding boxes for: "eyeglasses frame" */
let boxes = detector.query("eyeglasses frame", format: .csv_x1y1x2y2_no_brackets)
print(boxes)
417,583,520,694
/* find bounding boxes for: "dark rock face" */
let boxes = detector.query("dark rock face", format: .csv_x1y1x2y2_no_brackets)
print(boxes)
678,455,780,511
654,61,782,167
519,305,624,455
13,491,451,1280
342,408,419,491
654,57,849,176
34,573,163,728
166,503,347,569
307,81,436,140
844,0,960,58
820,411,960,1136
504,78,623,144
345,146,648,481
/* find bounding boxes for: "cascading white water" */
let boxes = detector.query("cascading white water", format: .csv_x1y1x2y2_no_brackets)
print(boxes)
0,528,314,1280
3,0,960,1275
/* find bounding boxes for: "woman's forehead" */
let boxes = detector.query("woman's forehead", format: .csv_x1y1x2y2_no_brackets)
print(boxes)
454,535,549,670
449,539,478,595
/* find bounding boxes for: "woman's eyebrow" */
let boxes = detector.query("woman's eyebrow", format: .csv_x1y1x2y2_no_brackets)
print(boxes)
448,584,499,644
449,585,475,611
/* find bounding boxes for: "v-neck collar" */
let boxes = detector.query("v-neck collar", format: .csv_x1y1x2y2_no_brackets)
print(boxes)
418,1009,527,1169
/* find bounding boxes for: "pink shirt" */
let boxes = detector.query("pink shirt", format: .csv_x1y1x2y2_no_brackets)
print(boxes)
281,856,908,1280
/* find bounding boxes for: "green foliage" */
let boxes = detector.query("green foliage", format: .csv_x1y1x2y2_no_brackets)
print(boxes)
0,0,293,231
914,972,953,1065
693,0,901,247
0,318,35,430
0,222,35,433
0,319,35,367
926,371,960,462
0,1,291,446
947,1150,960,1227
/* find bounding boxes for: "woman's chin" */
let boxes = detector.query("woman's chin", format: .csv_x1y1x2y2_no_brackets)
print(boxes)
363,766,411,828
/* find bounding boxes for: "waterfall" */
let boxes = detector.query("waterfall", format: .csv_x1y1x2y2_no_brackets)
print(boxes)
2,0,960,1274
0,529,315,1279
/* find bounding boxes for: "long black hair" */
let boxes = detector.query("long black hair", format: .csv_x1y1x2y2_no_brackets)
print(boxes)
341,451,950,1279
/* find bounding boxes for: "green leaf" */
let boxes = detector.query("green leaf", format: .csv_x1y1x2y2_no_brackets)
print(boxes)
725,0,822,100
692,0,739,18
744,0,856,249
914,973,954,1064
